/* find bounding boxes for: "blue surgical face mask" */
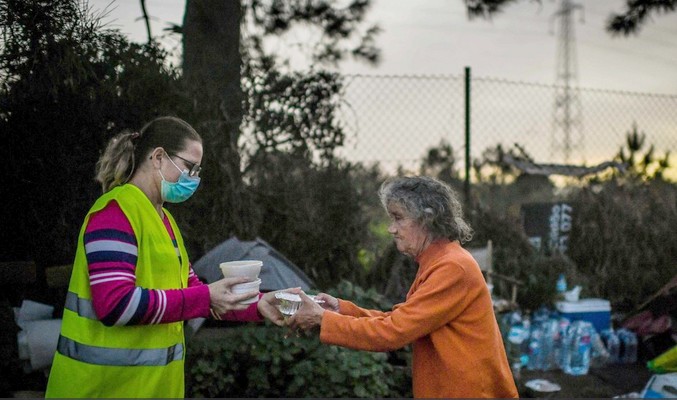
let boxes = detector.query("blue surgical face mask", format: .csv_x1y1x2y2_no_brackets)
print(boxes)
159,155,201,203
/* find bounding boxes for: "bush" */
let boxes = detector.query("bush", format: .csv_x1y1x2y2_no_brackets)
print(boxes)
568,180,677,310
467,178,677,312
1,0,188,268
186,281,412,398
243,153,372,289
186,323,396,398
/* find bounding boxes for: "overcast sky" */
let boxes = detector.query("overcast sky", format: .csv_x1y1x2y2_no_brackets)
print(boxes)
89,0,677,94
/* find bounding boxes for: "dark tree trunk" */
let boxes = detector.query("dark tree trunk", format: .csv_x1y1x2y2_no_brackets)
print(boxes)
183,0,242,122
182,0,254,244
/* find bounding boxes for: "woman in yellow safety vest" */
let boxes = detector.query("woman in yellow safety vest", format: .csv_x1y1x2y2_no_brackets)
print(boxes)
46,116,286,398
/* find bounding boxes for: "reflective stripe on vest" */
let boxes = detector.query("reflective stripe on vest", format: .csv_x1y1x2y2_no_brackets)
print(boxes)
65,291,98,320
57,335,184,367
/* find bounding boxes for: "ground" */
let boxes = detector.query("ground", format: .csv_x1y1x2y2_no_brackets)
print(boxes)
6,360,655,398
517,363,653,398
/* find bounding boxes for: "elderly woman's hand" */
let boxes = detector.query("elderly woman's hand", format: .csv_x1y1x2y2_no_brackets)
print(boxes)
313,292,339,313
207,276,257,317
257,288,302,326
288,292,325,332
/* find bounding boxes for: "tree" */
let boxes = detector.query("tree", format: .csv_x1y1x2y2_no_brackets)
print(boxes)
419,140,463,184
178,0,381,258
0,0,187,275
606,0,677,36
180,0,249,250
615,122,671,181
463,0,676,35
0,0,382,294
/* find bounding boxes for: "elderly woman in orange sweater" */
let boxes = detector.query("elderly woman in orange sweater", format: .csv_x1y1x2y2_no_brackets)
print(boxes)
289,176,518,398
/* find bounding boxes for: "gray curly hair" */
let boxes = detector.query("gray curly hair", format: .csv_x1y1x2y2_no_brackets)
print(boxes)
378,176,474,243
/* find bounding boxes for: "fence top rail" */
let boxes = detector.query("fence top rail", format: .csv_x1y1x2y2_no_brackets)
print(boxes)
345,73,677,98
344,73,462,81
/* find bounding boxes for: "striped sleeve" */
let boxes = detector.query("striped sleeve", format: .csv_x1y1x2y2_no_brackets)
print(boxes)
188,265,203,287
85,201,210,326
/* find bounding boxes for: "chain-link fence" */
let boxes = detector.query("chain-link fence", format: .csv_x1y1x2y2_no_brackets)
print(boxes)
337,72,677,178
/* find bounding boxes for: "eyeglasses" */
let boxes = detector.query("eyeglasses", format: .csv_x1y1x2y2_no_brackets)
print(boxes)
170,153,202,177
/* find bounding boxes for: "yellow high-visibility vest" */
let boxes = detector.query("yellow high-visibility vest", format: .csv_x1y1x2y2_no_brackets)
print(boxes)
46,184,190,398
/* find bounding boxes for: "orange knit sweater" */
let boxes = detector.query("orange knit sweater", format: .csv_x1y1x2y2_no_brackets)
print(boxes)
320,239,518,398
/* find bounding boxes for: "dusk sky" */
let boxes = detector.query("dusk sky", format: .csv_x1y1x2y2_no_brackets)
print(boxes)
89,0,677,94
87,0,677,172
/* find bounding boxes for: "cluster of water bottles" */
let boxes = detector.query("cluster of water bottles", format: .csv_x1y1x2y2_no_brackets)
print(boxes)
501,308,638,376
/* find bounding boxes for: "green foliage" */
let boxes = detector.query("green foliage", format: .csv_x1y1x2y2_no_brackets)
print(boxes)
4,5,675,373
358,241,418,305
0,0,187,264
614,122,671,181
178,0,381,249
244,153,371,289
350,164,391,273
419,139,462,182
355,218,393,273
175,0,384,256
327,281,413,397
327,279,394,311
513,254,580,311
0,0,381,298
467,207,576,310
243,0,381,67
472,144,557,210
606,0,677,36
461,134,676,312
468,173,677,312
186,324,399,398
286,341,394,398
473,144,523,185
186,281,411,398
568,179,677,310
242,65,346,162
466,169,677,312
451,0,677,37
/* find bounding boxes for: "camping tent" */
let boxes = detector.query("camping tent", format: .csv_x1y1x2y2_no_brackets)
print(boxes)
192,236,314,291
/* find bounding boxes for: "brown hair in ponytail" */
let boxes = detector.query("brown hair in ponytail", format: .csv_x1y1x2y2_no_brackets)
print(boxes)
95,116,201,193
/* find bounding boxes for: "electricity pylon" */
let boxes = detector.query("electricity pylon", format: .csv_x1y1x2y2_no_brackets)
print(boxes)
551,0,584,163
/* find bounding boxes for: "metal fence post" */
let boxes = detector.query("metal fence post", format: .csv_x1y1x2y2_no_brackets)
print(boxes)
464,67,471,203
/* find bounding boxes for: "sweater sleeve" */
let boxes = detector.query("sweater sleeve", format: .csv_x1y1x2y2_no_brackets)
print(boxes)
218,293,264,322
337,299,391,318
188,265,204,287
320,259,470,352
86,201,211,326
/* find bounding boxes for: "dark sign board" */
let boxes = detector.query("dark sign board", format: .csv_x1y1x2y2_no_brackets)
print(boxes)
521,202,574,255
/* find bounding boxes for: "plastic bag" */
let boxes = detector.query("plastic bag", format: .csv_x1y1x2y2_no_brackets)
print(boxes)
648,345,677,373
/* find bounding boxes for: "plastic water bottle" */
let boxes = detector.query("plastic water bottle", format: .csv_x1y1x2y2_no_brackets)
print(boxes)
533,306,550,324
556,274,567,294
562,320,593,375
556,317,571,369
500,311,523,341
520,317,531,359
601,329,621,364
591,332,610,367
618,329,638,364
541,319,560,370
527,323,544,371
506,323,529,364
